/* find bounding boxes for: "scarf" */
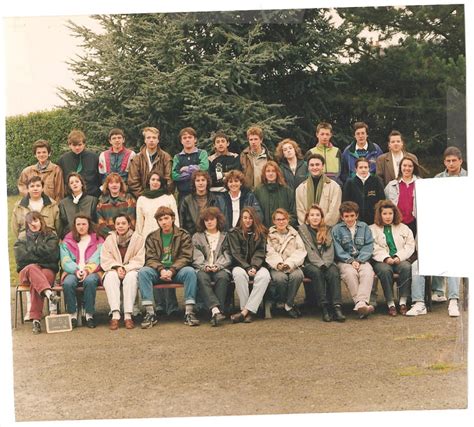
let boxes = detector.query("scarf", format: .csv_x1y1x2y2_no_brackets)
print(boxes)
142,188,166,199
26,228,41,242
36,161,50,173
306,174,326,208
116,229,134,248
72,193,83,205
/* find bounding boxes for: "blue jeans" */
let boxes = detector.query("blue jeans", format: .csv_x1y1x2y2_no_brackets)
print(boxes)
63,273,100,315
411,261,460,301
138,266,197,307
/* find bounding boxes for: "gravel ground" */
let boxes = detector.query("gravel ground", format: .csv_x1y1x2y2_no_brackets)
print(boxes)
10,286,468,422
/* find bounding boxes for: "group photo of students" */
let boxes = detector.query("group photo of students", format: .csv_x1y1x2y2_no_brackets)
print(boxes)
12,122,467,334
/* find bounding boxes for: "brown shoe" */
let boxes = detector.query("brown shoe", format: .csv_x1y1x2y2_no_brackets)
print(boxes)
388,306,397,317
231,312,245,324
109,319,120,330
124,319,135,329
399,304,408,316
243,313,253,323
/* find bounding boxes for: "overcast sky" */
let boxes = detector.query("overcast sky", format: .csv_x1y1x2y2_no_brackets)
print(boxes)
4,15,100,116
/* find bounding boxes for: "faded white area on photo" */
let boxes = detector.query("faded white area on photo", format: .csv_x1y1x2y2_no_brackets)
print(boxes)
416,178,472,277
0,0,472,427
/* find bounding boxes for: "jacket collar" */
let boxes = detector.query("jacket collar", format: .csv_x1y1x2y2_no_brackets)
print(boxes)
19,192,52,208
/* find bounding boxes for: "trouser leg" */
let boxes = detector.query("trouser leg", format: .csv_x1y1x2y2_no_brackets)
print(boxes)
212,270,230,309
197,270,220,309
269,270,288,304
103,271,122,313
83,273,99,315
394,261,412,299
303,264,327,306
245,267,271,313
325,264,342,306
62,274,79,314
373,262,394,303
175,266,197,305
138,266,159,306
19,265,55,320
122,271,138,314
232,267,250,310
285,269,304,307
447,277,460,300
431,276,445,296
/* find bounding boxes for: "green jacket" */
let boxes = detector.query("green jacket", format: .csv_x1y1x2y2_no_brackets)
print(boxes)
254,183,297,229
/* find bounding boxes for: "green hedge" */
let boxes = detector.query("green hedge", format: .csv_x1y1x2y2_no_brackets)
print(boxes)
5,109,82,195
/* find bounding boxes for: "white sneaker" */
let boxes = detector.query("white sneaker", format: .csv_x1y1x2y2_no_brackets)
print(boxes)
448,299,460,317
406,302,427,316
432,294,447,303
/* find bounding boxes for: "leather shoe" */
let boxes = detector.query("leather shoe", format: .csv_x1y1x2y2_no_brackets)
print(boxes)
86,318,96,329
388,306,397,317
243,313,253,323
124,319,135,329
109,319,120,330
321,305,332,322
286,308,299,319
399,304,408,315
231,312,245,324
332,305,346,322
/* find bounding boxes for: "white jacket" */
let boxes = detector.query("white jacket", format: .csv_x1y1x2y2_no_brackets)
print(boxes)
265,226,307,272
369,223,415,263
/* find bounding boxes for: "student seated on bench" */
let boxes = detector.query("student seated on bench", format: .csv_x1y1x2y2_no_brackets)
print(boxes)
14,211,61,334
100,214,145,330
138,206,199,328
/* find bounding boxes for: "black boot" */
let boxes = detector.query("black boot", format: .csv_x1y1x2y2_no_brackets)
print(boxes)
332,304,346,322
321,305,332,322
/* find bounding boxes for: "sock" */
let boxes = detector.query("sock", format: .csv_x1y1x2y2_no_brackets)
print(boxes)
124,313,132,320
145,305,154,315
284,303,292,311
211,307,220,316
44,289,52,298
112,310,120,320
70,313,77,320
85,313,93,321
388,301,395,308
399,297,407,306
185,304,194,314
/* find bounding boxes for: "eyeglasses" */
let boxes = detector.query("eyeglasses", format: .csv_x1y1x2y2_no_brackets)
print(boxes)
274,218,287,222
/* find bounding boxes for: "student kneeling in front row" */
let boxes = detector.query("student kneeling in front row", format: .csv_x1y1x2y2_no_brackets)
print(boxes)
138,206,199,328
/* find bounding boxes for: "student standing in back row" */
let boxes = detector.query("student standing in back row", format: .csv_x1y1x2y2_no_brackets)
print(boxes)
307,122,341,185
98,128,136,184
127,127,174,198
58,130,101,197
240,126,273,190
340,122,382,184
208,131,241,193
376,130,418,187
17,139,64,203
172,127,209,206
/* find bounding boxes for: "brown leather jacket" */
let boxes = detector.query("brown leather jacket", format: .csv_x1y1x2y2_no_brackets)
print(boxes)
127,145,174,198
144,225,192,275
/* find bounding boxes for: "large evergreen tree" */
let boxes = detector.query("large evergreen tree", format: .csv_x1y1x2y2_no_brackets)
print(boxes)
60,9,349,154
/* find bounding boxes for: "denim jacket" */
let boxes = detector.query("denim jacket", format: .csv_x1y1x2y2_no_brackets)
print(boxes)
331,220,374,263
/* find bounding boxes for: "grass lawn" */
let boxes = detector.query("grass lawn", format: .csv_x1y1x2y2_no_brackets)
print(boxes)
8,194,21,284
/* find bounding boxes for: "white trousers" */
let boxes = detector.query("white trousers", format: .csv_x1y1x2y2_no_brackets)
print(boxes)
103,270,138,314
232,266,271,314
